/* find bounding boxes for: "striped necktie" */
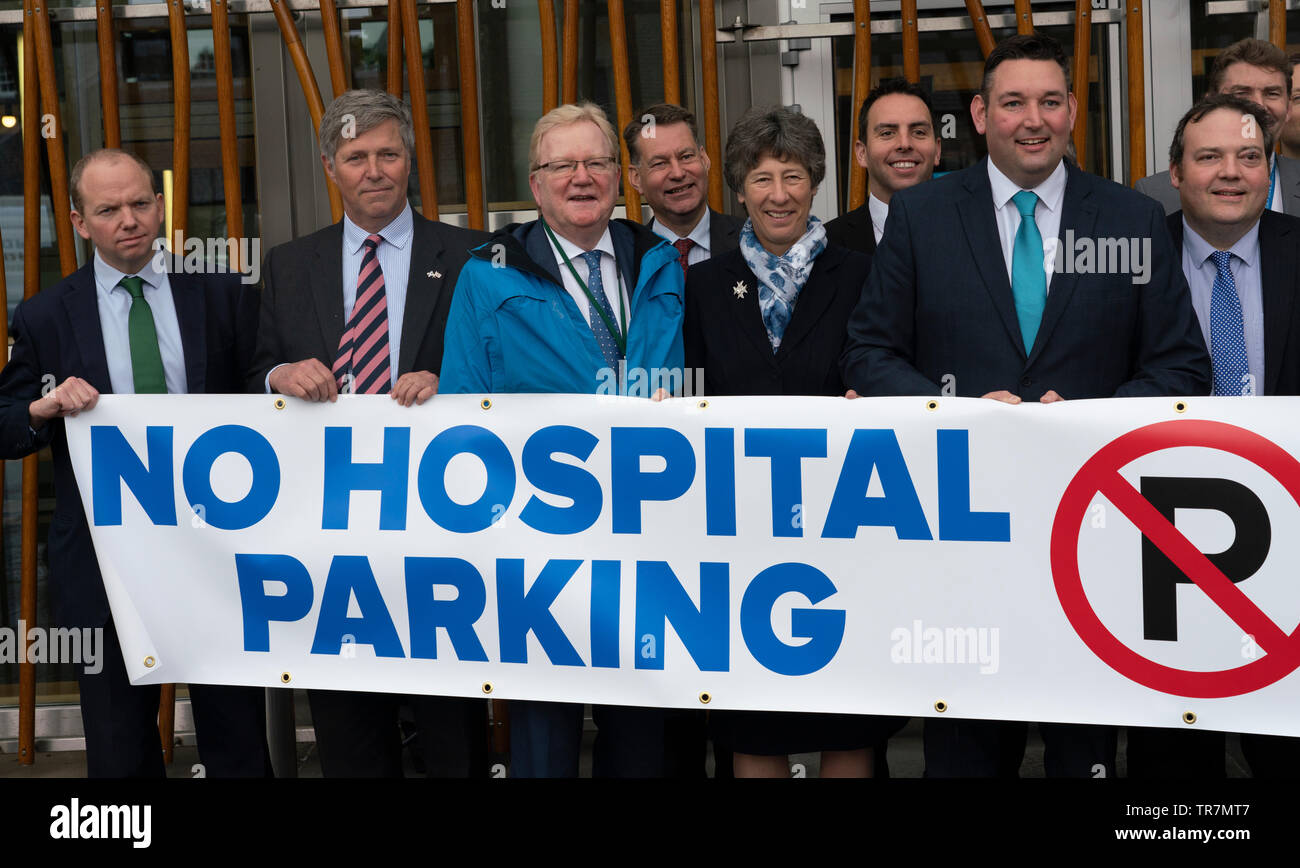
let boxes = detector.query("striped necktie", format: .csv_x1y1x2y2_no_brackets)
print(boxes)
334,234,392,394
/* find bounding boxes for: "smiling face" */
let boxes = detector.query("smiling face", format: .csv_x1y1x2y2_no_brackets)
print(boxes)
736,153,816,256
972,58,1077,189
323,118,411,233
854,92,941,203
70,154,165,276
1172,106,1270,244
627,121,711,235
529,120,619,250
1216,61,1291,135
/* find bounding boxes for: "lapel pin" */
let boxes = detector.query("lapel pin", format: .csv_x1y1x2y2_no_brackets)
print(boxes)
428,270,441,279
732,280,748,299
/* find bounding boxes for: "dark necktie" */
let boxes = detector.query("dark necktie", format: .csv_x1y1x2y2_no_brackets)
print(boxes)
334,234,392,394
119,276,167,394
673,238,694,276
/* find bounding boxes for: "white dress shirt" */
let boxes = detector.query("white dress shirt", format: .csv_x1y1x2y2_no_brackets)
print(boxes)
987,158,1067,289
94,250,188,395
546,227,631,331
650,210,713,267
867,193,889,244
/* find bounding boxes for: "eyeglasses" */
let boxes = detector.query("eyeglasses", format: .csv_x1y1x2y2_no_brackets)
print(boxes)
533,157,619,178
643,150,703,175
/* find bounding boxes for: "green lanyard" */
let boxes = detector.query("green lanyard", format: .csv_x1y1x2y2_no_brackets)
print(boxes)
542,220,627,356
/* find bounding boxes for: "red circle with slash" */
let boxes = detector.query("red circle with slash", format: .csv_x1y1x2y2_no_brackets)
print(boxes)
1051,419,1300,697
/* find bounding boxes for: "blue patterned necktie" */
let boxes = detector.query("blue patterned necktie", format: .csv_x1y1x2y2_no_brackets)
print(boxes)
1209,250,1250,396
581,250,621,370
1010,190,1046,353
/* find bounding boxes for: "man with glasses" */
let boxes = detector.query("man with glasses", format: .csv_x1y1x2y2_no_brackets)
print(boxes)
623,103,744,272
441,102,685,777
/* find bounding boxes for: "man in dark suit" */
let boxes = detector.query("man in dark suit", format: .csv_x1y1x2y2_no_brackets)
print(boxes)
0,149,270,777
826,77,942,257
624,104,744,270
1127,94,1300,778
841,33,1211,777
1136,39,1298,217
249,89,489,777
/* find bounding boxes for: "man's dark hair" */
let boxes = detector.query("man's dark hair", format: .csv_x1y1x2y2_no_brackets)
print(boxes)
856,77,935,143
1206,38,1293,96
1168,92,1275,167
623,104,700,164
981,32,1071,99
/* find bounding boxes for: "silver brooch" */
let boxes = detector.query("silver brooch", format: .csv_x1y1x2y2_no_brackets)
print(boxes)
732,280,748,299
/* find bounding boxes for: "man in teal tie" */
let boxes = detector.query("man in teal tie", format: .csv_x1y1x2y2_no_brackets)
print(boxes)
842,32,1210,777
0,149,269,777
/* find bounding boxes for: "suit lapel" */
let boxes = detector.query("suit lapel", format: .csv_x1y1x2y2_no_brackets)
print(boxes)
708,210,740,255
777,247,841,359
1260,212,1295,395
722,255,778,365
399,215,449,376
957,164,1024,355
311,223,346,364
1278,155,1300,217
62,266,113,394
1028,164,1095,367
167,266,207,393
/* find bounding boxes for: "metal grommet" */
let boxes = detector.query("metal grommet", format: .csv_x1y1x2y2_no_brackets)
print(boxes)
273,398,286,410
697,400,709,409
280,672,292,684
143,656,156,668
934,700,948,713
1183,711,1197,725
1174,401,1187,413
480,398,492,410
699,692,711,705
926,399,939,411
482,682,493,695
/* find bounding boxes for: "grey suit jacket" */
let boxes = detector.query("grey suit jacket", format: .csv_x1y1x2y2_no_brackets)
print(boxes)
1136,154,1300,216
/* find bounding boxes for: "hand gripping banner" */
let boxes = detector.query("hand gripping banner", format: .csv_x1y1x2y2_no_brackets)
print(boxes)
66,394,1300,736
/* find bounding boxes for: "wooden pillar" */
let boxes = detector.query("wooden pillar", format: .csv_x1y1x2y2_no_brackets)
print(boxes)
1014,0,1033,34
562,0,578,104
699,0,723,211
608,0,641,221
456,0,485,230
167,0,191,253
212,0,243,268
319,0,348,99
901,0,919,83
96,0,121,147
847,0,871,211
1126,0,1145,184
270,0,343,220
399,0,438,219
539,0,559,113
387,0,402,96
1268,0,1286,50
32,0,76,275
964,0,995,59
1071,0,1092,169
660,0,680,105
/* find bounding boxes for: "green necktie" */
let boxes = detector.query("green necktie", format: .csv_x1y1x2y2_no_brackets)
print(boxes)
119,276,167,394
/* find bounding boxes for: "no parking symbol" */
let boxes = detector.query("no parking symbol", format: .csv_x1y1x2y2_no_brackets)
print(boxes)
1051,420,1300,698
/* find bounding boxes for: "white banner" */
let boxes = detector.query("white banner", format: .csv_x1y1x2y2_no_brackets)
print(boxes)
67,394,1300,736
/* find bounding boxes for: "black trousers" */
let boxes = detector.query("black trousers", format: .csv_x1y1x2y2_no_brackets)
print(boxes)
76,620,271,778
307,689,488,777
924,718,1116,778
1128,727,1300,778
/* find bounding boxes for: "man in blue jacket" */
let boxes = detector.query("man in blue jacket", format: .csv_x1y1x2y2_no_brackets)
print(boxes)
441,102,684,776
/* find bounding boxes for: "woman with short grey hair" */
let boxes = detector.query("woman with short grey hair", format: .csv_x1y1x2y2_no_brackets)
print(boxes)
684,105,892,778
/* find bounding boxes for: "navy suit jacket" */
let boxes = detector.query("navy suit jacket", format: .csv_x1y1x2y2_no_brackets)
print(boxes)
841,158,1211,400
0,261,258,627
1167,209,1300,397
248,211,488,391
824,202,878,258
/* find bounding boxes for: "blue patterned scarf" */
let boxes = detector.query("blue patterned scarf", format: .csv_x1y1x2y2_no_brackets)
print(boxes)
740,216,827,352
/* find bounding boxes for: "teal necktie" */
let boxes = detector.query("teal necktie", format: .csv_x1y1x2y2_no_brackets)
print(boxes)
1010,190,1046,353
119,276,167,394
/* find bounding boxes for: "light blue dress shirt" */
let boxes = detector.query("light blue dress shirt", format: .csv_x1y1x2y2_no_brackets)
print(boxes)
93,251,188,395
1181,217,1265,392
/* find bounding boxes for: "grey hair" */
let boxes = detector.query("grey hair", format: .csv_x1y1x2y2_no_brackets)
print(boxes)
529,102,620,171
723,106,826,193
319,89,416,166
